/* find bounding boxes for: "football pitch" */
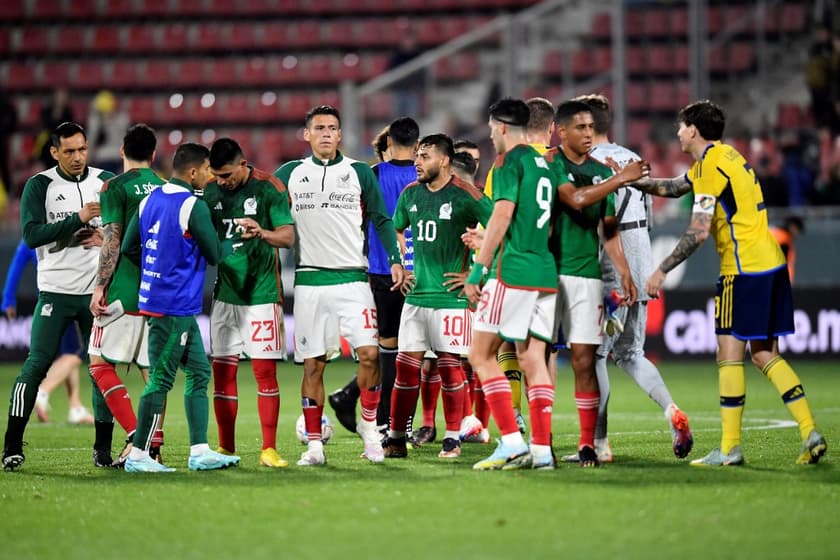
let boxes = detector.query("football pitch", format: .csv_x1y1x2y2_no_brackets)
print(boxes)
0,359,836,560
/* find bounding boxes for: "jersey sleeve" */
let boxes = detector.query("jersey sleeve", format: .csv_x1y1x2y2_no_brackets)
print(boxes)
392,188,409,231
687,150,727,197
20,174,84,248
354,161,402,266
2,240,35,310
473,192,495,227
266,180,294,228
489,157,521,203
99,178,125,226
188,197,222,266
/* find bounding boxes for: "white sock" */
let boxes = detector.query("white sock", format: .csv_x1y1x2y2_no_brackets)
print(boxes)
530,443,551,459
664,403,678,422
307,440,324,454
444,430,460,440
500,432,526,448
388,430,406,439
128,447,149,461
190,443,210,456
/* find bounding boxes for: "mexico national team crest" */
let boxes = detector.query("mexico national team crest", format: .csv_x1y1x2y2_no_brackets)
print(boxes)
243,197,257,215
592,176,603,184
439,202,452,220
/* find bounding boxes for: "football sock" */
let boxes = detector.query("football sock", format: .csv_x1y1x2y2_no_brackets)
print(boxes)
377,346,398,426
594,356,610,441
438,356,466,432
212,356,239,452
183,368,210,446
252,359,279,450
190,443,211,456
93,420,114,452
302,398,324,442
89,377,113,423
462,359,476,406
90,363,136,434
420,366,441,427
151,429,164,446
391,353,421,434
483,376,519,436
359,385,381,424
718,360,745,454
498,350,522,412
762,356,816,440
527,384,555,446
575,391,600,448
473,382,490,428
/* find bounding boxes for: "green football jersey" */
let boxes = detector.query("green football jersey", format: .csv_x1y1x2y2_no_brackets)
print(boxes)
488,144,558,291
100,167,165,312
202,167,294,305
546,148,615,279
393,175,493,309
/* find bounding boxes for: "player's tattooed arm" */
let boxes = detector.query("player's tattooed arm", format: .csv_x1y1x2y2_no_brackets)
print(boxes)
96,222,122,286
629,175,692,198
659,211,711,273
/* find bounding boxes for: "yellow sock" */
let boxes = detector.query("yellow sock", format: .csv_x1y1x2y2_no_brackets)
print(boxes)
498,351,522,411
762,356,816,440
718,360,745,454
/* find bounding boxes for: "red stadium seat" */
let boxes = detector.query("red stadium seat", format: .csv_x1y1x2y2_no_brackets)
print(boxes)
0,0,24,21
365,54,389,78
626,82,647,112
627,118,652,150
101,0,137,19
160,24,191,53
254,94,280,121
6,62,38,92
0,29,10,55
304,55,335,84
51,26,88,54
128,97,158,124
571,50,593,77
241,57,272,87
222,129,255,157
90,26,121,54
75,61,106,91
109,61,138,88
542,51,564,77
707,6,723,36
324,21,355,46
141,60,173,88
647,45,674,74
589,12,611,39
263,22,291,49
65,0,97,20
18,99,41,128
670,8,688,37
205,58,240,87
779,4,806,34
194,23,229,52
335,55,365,81
173,59,206,88
230,23,259,51
176,0,207,17
643,9,670,38
20,27,50,55
649,82,675,112
672,46,690,74
625,46,645,75
220,95,254,123
122,25,158,54
624,10,645,39
141,0,170,17
40,61,73,89
729,42,754,72
280,93,311,120
30,0,65,19
290,21,322,48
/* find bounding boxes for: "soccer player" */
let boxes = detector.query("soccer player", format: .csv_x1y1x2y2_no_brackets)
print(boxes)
3,122,110,471
465,98,560,470
203,137,295,468
328,117,420,436
382,133,493,459
637,100,826,466
545,100,643,468
560,93,693,463
274,105,406,466
88,123,167,466
3,239,94,425
122,142,240,473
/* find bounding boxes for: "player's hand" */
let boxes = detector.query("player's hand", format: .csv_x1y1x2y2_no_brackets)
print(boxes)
616,160,650,184
4,306,16,320
78,227,104,248
464,282,482,304
461,227,484,250
443,271,467,296
89,285,109,316
390,263,406,292
235,217,262,240
645,269,666,299
620,275,637,307
78,202,101,224
400,272,416,295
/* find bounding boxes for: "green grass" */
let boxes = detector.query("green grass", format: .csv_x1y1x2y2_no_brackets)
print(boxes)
0,360,837,560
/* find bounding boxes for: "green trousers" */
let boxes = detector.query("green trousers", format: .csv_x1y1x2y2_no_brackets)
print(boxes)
132,315,211,449
7,291,110,424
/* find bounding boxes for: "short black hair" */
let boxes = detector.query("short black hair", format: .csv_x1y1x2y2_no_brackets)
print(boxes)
678,100,725,141
525,97,555,133
51,122,86,148
554,100,592,126
418,133,455,160
371,126,389,161
305,105,341,127
388,117,420,148
122,123,157,162
488,97,530,128
575,94,611,135
209,137,244,169
453,139,479,152
451,151,477,177
172,142,210,174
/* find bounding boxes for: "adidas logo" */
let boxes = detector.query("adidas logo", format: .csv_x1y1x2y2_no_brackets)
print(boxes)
262,344,274,352
55,194,66,201
300,176,310,183
409,204,417,212
147,221,160,234
214,202,223,210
